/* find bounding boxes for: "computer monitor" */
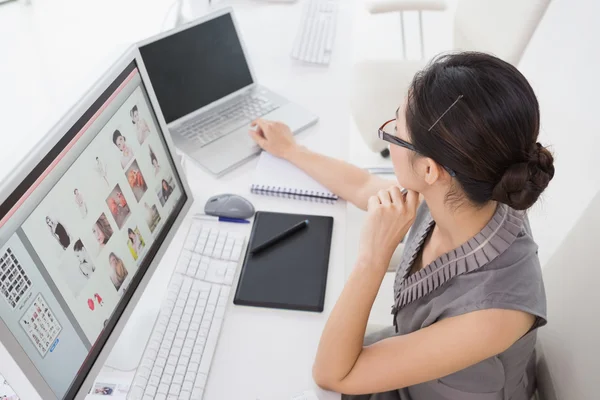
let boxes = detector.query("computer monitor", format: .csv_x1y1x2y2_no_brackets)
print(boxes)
0,49,193,399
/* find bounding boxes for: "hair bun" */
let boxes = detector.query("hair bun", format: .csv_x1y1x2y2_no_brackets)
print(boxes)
491,142,555,210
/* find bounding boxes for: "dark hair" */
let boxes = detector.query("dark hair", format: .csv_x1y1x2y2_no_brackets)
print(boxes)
405,52,555,210
162,179,172,199
130,105,138,123
112,130,124,145
73,188,78,195
128,228,135,237
74,239,84,252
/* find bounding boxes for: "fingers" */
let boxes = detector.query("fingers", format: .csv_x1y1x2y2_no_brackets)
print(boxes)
248,128,266,147
377,189,392,206
249,119,270,145
251,119,273,131
389,186,405,204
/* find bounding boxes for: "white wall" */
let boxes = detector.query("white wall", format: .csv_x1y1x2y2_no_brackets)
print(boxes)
0,0,174,184
518,0,600,266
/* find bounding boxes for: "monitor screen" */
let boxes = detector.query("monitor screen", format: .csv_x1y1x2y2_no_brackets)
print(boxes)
0,60,187,399
139,12,254,124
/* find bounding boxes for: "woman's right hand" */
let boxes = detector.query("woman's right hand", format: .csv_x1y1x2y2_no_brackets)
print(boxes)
248,119,298,159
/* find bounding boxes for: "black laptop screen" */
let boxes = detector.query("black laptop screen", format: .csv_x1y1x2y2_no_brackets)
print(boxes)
139,13,254,124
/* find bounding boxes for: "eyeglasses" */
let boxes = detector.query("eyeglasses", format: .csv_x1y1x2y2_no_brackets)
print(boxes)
378,119,457,177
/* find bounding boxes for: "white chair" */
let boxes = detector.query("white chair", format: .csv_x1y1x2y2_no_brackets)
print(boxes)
352,0,551,155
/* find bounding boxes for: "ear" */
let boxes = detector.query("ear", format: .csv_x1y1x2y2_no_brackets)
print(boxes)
423,158,444,186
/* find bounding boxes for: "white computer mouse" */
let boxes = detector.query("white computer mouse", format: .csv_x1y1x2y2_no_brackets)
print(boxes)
204,193,256,219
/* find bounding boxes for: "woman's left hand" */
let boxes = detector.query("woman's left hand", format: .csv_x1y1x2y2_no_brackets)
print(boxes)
358,186,419,271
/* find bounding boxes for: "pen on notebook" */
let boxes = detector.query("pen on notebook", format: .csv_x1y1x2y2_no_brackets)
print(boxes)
193,214,250,224
251,219,309,254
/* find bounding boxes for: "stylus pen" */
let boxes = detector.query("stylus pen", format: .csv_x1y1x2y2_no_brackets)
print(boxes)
193,214,250,224
251,219,309,254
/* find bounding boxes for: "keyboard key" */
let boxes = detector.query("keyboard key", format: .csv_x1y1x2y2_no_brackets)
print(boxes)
194,373,208,389
129,386,144,400
231,243,243,261
224,269,236,285
173,374,184,385
191,388,204,400
168,383,181,395
179,391,192,400
144,385,157,397
157,383,170,395
148,375,160,388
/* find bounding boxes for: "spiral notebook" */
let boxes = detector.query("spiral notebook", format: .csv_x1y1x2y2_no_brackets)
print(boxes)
250,152,338,203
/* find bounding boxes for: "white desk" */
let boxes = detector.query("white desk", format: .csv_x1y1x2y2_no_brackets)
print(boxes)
104,2,354,399
0,0,355,399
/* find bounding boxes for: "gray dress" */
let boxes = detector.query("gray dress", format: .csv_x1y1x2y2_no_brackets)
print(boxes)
343,203,547,400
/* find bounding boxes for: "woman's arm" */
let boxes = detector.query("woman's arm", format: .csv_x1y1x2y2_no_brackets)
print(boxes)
312,188,535,394
249,120,394,211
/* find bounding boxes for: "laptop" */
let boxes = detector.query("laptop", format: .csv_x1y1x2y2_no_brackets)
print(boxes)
0,48,247,399
137,7,318,176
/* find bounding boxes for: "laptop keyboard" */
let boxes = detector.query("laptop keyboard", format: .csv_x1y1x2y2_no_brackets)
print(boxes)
128,223,246,400
175,93,278,148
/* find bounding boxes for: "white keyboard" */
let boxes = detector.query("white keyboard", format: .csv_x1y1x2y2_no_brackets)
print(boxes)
291,0,339,65
175,93,278,148
128,222,246,400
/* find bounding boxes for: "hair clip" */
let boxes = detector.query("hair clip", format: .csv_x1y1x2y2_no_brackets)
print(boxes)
428,95,464,132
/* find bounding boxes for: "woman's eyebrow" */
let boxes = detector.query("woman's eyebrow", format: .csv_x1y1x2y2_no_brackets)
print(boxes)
395,107,400,120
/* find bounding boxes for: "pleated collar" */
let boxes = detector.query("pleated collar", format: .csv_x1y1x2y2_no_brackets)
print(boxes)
393,203,526,310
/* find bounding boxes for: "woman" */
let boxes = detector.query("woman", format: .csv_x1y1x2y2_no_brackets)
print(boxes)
161,179,173,203
73,239,95,278
127,228,145,260
74,188,87,217
112,130,134,168
92,215,113,250
108,252,129,291
95,156,109,186
130,105,151,144
249,52,554,399
45,216,70,250
149,147,161,176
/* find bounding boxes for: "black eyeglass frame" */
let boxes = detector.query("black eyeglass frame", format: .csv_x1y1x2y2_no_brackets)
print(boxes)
378,118,457,177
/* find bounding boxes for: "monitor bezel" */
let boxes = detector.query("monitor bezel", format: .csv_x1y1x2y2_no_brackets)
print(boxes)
0,47,194,400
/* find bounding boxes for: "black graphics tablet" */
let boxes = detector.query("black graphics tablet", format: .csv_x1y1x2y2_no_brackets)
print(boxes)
233,211,334,312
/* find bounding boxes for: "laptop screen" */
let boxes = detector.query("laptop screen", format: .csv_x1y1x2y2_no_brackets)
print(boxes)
139,13,254,124
0,60,187,399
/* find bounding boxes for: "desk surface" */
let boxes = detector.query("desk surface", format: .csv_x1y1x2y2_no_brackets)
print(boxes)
106,2,354,399
0,1,355,399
